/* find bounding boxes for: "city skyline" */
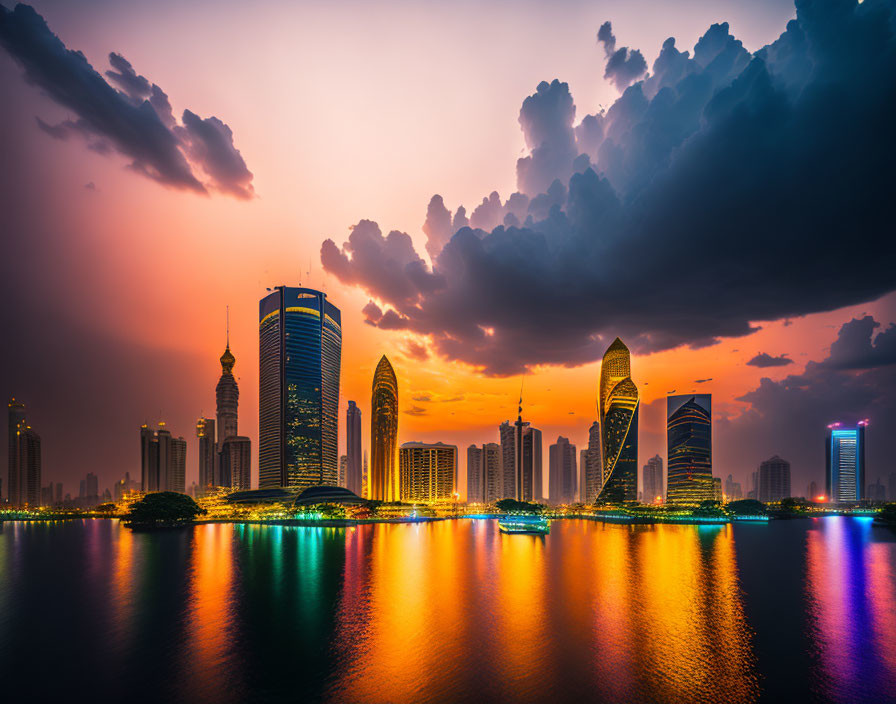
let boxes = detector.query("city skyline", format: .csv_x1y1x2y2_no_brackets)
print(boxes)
1,0,895,501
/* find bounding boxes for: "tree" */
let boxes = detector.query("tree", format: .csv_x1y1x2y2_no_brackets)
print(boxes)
495,498,545,514
725,499,767,516
124,492,206,528
94,502,117,514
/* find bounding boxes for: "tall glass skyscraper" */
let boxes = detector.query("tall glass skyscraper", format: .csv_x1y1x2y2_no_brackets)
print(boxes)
826,422,866,503
258,287,342,490
370,355,398,501
666,395,713,505
597,339,639,503
346,400,362,496
7,398,40,507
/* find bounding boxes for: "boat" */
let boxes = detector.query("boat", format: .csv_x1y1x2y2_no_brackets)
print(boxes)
498,515,550,535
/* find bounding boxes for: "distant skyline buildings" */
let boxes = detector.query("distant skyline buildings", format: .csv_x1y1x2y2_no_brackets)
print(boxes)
140,423,185,493
597,339,639,503
758,455,791,503
346,400,362,496
581,421,602,504
549,436,577,505
666,394,713,505
642,455,663,504
196,416,216,493
399,441,457,503
258,286,341,490
370,355,398,501
826,422,867,503
7,398,40,507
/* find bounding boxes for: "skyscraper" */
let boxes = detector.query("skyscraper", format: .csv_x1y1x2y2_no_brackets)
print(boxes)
370,355,398,501
196,416,216,493
642,455,664,504
726,474,743,501
338,455,348,488
826,422,867,503
483,442,501,503
170,436,186,494
346,400,362,496
498,421,516,499
7,399,40,507
216,329,239,451
758,455,791,503
220,436,251,490
140,423,185,493
666,395,713,505
399,442,457,503
581,421,602,504
259,287,342,490
549,436,578,505
597,339,639,503
467,444,484,503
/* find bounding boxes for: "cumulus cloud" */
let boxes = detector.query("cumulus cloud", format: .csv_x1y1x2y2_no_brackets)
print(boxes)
322,0,896,375
0,4,253,198
824,315,896,369
598,22,648,91
747,352,794,368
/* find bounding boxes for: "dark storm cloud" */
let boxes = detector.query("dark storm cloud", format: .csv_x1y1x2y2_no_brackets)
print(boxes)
597,22,648,91
718,315,896,489
322,0,896,376
0,3,253,198
747,352,794,368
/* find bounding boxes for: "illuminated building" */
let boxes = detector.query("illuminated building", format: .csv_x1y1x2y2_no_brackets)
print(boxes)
499,397,542,502
807,480,818,500
140,423,185,492
220,436,251,490
170,436,186,494
216,330,239,452
362,450,368,498
725,474,743,501
642,455,664,503
7,398,40,507
196,416,215,493
498,421,516,498
79,472,99,501
370,355,398,501
399,442,457,503
758,455,790,503
713,476,723,502
339,454,347,487
113,472,138,501
549,436,577,504
467,445,483,503
826,422,866,503
581,421,602,504
665,395,713,505
597,339,639,503
346,400,362,496
259,286,341,490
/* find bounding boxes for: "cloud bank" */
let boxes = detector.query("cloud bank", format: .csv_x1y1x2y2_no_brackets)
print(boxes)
321,0,896,376
0,4,254,198
747,353,793,368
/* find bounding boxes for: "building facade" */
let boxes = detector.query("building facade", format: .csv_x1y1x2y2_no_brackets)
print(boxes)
220,436,251,490
758,455,791,503
170,437,186,494
549,436,577,505
665,395,713,505
642,455,664,503
7,398,40,507
826,423,866,503
140,423,185,493
399,442,457,503
581,421,602,504
346,400,362,496
370,355,399,501
467,445,483,503
597,339,639,503
196,416,216,494
259,287,341,490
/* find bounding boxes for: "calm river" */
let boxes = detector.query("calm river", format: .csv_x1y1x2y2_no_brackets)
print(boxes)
0,517,894,703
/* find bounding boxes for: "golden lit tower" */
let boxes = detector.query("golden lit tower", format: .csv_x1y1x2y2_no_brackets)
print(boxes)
597,338,639,503
370,355,399,501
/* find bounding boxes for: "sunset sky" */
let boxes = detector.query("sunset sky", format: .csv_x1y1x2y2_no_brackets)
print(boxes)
2,0,894,499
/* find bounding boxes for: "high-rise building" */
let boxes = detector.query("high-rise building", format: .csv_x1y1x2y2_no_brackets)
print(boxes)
549,436,577,504
642,455,664,504
866,478,886,502
370,355,398,501
113,472,138,502
597,339,639,503
726,474,743,501
338,455,348,487
7,399,41,507
259,287,341,490
467,445,484,503
666,395,713,505
140,423,185,492
220,436,251,490
713,476,723,502
527,426,543,502
498,421,516,499
362,450,369,499
346,400,362,496
807,480,819,500
196,416,216,493
581,421,602,504
80,472,99,500
170,436,187,494
579,449,587,503
483,442,501,503
826,422,867,503
758,455,791,503
399,442,457,503
216,331,239,452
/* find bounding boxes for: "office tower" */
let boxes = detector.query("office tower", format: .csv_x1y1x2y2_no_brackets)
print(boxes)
467,445,484,503
549,436,578,504
259,286,341,490
399,442,458,503
482,443,501,503
7,398,41,507
579,449,587,503
362,451,369,499
713,477,723,502
826,422,867,503
527,426,543,502
338,455,348,487
370,355,399,501
220,436,251,490
499,421,516,499
581,421,602,504
665,395,713,505
808,480,819,500
643,455,664,504
82,472,99,499
597,339,639,503
866,478,886,501
170,437,186,494
217,329,239,451
346,400,362,496
196,416,216,493
758,456,791,503
140,423,186,492
726,474,743,501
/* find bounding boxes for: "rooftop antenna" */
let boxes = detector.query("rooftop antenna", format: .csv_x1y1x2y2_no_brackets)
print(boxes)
226,305,230,348
517,374,525,421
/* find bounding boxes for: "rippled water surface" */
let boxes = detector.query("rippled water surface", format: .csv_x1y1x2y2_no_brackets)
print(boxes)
0,517,894,703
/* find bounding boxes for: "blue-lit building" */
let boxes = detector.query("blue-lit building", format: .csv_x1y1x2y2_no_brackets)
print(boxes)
258,287,342,490
826,422,867,503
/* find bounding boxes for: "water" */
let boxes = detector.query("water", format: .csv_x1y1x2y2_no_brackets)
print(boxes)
0,517,894,703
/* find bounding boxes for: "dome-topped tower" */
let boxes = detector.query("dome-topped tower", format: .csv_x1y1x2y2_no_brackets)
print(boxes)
216,308,239,446
220,345,236,374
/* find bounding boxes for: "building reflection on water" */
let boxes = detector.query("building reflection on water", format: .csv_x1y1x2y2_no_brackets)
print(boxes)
0,517,894,703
